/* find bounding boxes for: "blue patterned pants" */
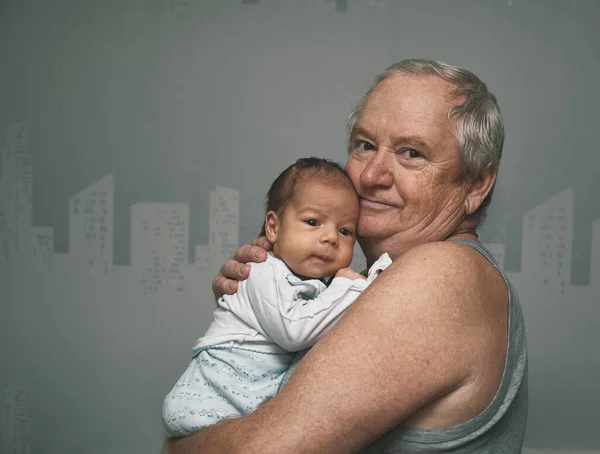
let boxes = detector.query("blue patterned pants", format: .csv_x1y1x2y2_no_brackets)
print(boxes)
162,346,294,437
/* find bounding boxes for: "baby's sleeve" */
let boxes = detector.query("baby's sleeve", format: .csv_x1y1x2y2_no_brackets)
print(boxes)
245,265,367,352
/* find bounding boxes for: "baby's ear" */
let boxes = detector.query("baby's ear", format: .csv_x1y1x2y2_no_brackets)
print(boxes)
264,211,280,244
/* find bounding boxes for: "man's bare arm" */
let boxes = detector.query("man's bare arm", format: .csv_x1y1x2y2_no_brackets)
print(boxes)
164,418,248,454
168,242,504,453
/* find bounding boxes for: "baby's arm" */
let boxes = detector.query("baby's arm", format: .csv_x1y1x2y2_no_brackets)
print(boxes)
244,262,368,352
335,267,367,281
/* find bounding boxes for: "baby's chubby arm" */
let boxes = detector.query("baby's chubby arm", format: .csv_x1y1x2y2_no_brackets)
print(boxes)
243,261,367,352
335,267,367,281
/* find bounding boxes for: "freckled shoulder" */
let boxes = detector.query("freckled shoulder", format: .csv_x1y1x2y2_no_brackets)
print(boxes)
373,240,502,319
390,240,491,283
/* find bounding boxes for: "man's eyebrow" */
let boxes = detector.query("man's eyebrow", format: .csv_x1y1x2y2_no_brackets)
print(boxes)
392,135,431,151
350,126,375,141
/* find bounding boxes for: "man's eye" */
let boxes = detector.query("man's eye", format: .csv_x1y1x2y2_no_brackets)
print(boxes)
356,141,375,151
339,228,352,237
401,148,421,158
306,220,319,226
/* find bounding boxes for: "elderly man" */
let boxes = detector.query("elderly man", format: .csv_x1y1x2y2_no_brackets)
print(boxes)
165,59,528,453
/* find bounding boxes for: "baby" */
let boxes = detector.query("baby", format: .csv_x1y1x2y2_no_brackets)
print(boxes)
162,157,391,437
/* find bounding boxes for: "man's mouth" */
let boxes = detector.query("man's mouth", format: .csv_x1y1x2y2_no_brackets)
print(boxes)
360,197,391,209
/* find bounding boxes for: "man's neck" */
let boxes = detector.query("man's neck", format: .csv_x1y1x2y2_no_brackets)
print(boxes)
360,215,481,268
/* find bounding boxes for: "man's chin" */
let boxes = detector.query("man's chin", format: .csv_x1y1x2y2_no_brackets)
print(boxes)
357,223,393,240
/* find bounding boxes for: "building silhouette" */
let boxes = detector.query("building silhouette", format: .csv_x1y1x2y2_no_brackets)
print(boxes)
522,188,574,293
196,186,239,272
209,185,239,253
2,388,31,454
68,174,114,273
30,226,54,271
0,124,32,264
130,202,189,293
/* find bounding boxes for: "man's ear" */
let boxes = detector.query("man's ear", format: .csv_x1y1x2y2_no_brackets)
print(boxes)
464,167,498,215
264,211,279,244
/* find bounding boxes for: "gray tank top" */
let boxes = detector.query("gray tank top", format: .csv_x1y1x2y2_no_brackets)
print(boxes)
280,239,528,453
362,238,528,453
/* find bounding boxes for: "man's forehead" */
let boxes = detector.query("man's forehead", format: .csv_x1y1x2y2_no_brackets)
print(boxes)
356,75,460,134
377,73,457,95
364,75,459,114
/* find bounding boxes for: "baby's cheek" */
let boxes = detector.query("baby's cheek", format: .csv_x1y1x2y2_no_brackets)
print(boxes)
343,248,354,266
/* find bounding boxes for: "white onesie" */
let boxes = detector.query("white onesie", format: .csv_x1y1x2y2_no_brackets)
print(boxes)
162,252,391,437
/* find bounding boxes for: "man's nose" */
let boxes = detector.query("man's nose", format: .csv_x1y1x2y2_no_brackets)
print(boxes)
359,149,394,188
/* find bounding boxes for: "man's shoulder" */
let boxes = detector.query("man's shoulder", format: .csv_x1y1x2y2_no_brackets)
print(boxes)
394,240,487,278
380,240,499,313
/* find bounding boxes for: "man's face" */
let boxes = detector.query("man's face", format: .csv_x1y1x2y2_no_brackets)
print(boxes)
266,180,359,279
345,75,471,258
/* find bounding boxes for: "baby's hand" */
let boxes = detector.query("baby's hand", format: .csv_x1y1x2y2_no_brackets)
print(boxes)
335,267,367,281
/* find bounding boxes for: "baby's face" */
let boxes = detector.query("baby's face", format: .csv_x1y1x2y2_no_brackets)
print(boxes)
269,180,359,279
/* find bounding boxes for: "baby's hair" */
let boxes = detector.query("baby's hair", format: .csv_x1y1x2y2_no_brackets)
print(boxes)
259,157,356,236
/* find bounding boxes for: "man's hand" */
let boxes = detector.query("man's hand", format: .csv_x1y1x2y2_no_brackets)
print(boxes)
212,237,273,297
335,267,367,281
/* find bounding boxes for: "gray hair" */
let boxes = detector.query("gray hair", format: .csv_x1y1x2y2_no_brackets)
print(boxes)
347,59,504,216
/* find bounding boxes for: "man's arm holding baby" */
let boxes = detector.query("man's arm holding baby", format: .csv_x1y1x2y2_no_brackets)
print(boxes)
166,241,485,454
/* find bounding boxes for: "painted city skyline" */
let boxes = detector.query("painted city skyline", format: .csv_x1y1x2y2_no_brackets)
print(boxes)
1,123,599,288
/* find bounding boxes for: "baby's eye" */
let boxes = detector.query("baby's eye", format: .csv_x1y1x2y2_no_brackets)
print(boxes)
356,141,375,151
339,228,352,237
306,220,319,226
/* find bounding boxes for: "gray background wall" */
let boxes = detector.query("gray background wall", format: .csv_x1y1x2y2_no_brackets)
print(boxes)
1,0,599,453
